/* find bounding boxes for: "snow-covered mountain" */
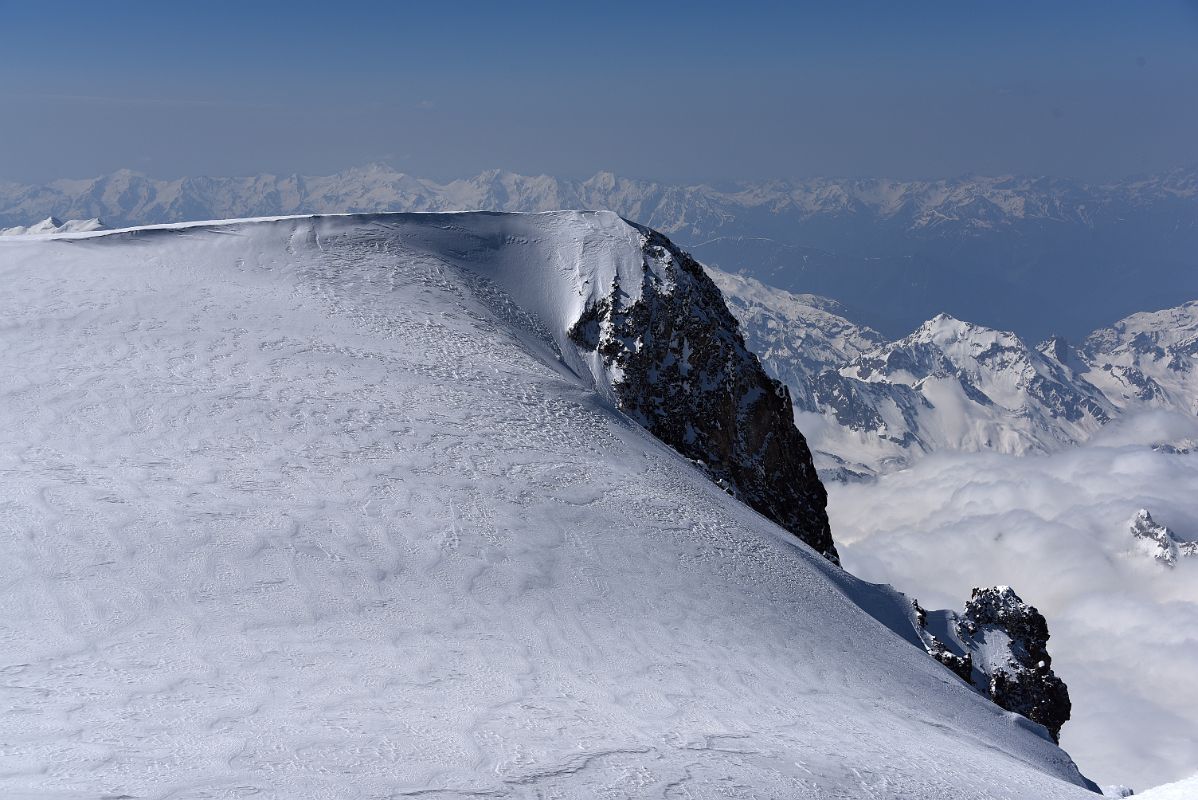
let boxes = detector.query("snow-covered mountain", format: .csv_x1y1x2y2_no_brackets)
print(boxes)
3,164,1195,340
815,313,1114,473
0,212,1099,798
3,165,1193,241
710,270,1198,478
1128,509,1198,567
1078,301,1198,415
0,215,105,236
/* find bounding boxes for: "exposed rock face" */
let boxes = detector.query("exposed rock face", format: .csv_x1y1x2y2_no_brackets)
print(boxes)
1129,509,1197,567
960,587,1072,743
569,226,838,563
705,269,885,414
915,587,1071,743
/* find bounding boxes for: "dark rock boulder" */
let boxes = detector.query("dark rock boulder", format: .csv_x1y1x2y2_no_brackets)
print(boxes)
915,586,1072,743
569,225,838,563
960,586,1072,743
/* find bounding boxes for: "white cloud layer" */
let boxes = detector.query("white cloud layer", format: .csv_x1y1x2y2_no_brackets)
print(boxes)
829,411,1198,792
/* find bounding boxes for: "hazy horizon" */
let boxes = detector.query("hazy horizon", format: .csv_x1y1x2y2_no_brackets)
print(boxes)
2,0,1196,186
6,160,1198,188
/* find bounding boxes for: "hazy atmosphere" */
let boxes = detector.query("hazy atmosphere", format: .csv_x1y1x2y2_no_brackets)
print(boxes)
1,0,1196,184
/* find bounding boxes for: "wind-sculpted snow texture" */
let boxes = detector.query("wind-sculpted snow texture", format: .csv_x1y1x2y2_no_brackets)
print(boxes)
0,212,1098,799
570,229,837,562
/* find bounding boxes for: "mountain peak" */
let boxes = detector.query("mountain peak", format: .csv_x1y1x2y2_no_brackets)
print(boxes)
1,216,106,236
1129,509,1196,567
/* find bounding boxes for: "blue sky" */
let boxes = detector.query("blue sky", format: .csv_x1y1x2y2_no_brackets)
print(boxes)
0,0,1195,182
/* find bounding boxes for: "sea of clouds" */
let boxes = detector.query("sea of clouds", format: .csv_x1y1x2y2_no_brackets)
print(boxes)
828,411,1198,792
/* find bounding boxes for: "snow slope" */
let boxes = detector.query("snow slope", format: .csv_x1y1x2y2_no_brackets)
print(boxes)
0,212,1096,799
1134,774,1198,799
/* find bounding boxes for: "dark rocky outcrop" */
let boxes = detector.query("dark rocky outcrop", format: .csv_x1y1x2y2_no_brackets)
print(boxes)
916,587,1071,743
569,225,838,563
960,587,1072,743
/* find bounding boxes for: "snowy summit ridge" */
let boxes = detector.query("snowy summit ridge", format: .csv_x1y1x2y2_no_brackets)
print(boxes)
0,211,1098,798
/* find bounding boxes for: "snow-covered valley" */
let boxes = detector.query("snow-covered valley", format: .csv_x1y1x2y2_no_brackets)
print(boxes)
0,213,1103,799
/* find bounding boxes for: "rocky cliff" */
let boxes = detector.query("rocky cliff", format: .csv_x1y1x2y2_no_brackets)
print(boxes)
570,226,838,563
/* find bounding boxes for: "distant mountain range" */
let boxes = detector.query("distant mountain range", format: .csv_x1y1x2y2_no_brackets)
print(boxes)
711,268,1198,478
2,164,1195,340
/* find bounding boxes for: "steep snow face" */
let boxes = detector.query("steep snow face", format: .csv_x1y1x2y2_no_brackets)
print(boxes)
1080,302,1198,414
0,213,1097,799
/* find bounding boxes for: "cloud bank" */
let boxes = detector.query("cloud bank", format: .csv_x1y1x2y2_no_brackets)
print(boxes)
829,411,1198,791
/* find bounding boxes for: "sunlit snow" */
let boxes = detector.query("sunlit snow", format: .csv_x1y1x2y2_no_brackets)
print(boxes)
0,212,1096,799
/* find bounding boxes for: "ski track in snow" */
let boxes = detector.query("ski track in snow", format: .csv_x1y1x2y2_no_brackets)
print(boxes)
0,213,1093,799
